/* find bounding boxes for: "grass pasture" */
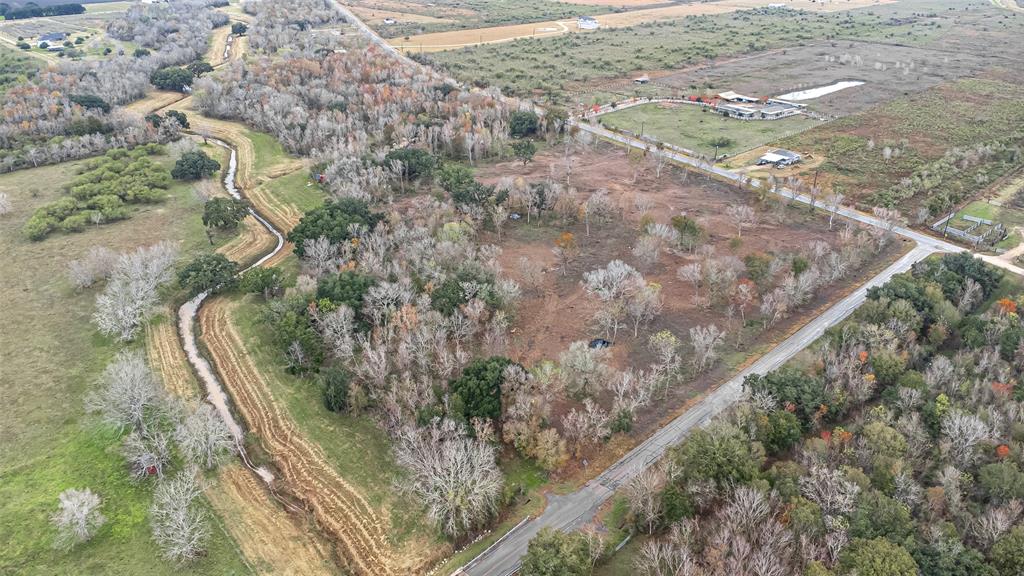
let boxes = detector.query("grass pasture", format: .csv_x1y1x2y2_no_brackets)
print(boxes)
598,102,819,157
0,41,41,93
425,5,934,100
356,0,606,39
780,77,1024,210
0,159,248,575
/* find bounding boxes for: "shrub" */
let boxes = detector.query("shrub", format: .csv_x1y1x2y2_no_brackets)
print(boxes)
172,150,221,180
320,367,350,412
509,110,539,138
449,356,513,425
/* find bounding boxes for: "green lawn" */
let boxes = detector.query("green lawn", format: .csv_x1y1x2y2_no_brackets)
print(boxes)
599,103,818,157
0,159,248,574
265,170,324,212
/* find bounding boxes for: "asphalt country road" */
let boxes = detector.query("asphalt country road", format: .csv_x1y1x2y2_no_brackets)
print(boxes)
459,242,936,576
458,122,978,576
332,8,1010,574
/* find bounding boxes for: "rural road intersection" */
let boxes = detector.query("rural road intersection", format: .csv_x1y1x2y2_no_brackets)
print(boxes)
333,7,1010,575
457,122,998,576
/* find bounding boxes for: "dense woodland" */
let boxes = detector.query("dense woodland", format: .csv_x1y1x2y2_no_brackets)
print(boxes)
0,0,226,174
518,253,1024,576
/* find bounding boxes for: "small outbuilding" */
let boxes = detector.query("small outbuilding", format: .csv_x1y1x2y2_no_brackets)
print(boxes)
37,32,67,48
578,16,599,30
757,149,802,167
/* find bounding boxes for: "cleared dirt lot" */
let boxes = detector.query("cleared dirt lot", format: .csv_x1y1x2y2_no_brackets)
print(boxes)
390,0,894,51
473,143,905,469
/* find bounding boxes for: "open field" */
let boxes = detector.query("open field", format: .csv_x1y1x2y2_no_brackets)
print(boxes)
641,38,1005,118
425,4,935,100
391,0,895,51
352,0,606,39
778,76,1024,211
0,157,248,575
598,102,820,157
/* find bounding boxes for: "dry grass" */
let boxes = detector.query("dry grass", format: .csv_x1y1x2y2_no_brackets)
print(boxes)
206,464,336,576
199,297,396,576
392,0,895,51
350,6,455,24
555,0,665,5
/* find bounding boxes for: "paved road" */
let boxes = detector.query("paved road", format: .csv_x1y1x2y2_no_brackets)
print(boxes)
458,243,939,576
332,8,1013,573
327,0,424,70
459,122,978,576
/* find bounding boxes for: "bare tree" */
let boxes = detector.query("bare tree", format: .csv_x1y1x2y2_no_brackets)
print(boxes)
302,235,338,278
175,404,236,470
395,419,503,537
86,351,163,433
626,467,665,533
826,192,844,230
942,411,992,468
690,324,725,373
627,282,663,337
725,204,756,238
559,341,612,397
677,262,702,296
562,398,611,455
51,488,106,550
490,204,508,242
958,278,982,313
93,242,179,341
800,465,861,516
150,468,209,563
122,429,172,481
68,246,119,290
583,189,615,236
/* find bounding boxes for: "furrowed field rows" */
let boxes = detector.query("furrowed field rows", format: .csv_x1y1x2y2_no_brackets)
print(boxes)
206,464,335,576
198,298,395,575
144,311,334,575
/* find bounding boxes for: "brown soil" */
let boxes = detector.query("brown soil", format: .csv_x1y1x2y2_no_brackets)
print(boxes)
475,143,901,467
198,297,397,576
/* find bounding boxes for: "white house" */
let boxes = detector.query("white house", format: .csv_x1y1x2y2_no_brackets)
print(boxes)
578,16,599,30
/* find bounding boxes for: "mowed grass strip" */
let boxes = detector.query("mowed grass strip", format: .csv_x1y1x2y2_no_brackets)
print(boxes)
0,158,249,575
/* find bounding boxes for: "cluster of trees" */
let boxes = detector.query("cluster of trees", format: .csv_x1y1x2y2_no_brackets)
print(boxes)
0,0,224,174
247,195,522,539
549,253,1024,576
192,3,558,205
873,131,1024,215
70,350,236,560
23,145,170,240
0,3,84,20
72,241,180,342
